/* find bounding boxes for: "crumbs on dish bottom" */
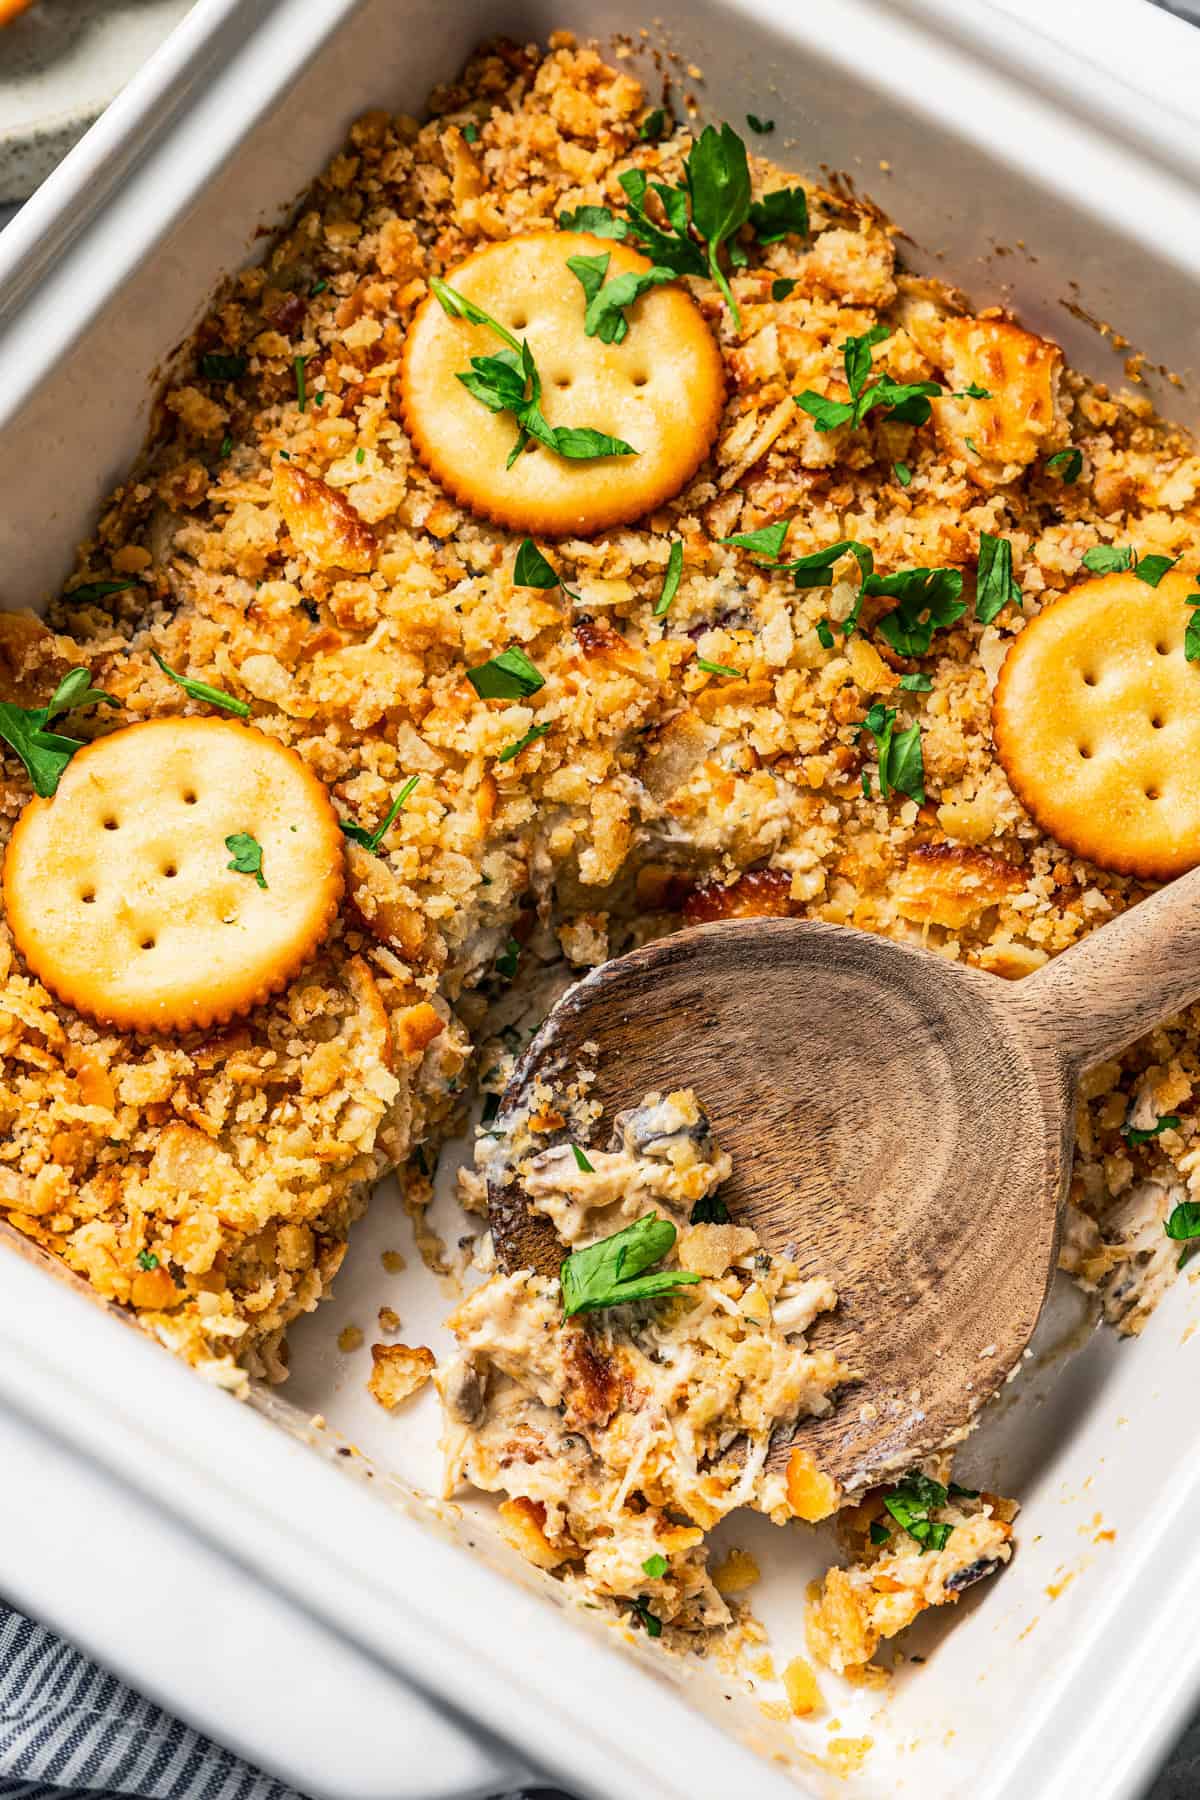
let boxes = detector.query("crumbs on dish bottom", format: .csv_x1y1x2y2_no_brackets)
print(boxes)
1,27,1198,1688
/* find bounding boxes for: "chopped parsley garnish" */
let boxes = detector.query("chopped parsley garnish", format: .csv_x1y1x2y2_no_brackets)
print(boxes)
560,125,804,330
722,519,791,559
794,325,940,433
869,1520,891,1546
513,538,561,589
466,645,545,700
560,1213,700,1317
226,832,267,889
870,567,965,657
1185,594,1200,664
899,671,932,692
429,276,637,467
137,1251,159,1271
150,650,251,718
200,352,247,382
771,277,796,301
1082,544,1134,575
497,722,550,763
1046,447,1082,484
816,619,835,650
654,540,684,617
310,279,328,296
1134,553,1179,588
571,1144,595,1173
462,122,479,143
294,356,307,413
721,524,876,632
339,775,420,854
746,112,774,134
631,1596,663,1637
883,1471,952,1554
1123,1113,1180,1146
894,461,912,487
495,937,521,980
964,436,981,458
567,249,675,344
975,532,1022,625
696,657,746,680
1165,1200,1200,1243
642,1553,669,1578
355,447,365,464
639,108,666,141
856,702,925,805
0,668,119,798
63,578,140,605
748,186,808,243
690,1192,731,1224
219,434,233,459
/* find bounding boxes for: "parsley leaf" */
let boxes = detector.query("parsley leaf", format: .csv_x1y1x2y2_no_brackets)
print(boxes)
746,113,774,134
137,1250,159,1271
639,108,666,142
339,775,420,854
748,186,808,243
226,832,267,889
1134,553,1179,589
150,650,251,718
869,567,965,656
1082,545,1134,575
856,702,925,805
462,122,479,144
513,539,561,589
560,1213,700,1316
571,1144,595,1173
686,123,753,327
975,533,1022,626
883,1471,952,1554
616,168,707,275
869,1520,891,1546
642,1552,669,1578
431,277,637,466
1046,447,1082,484
64,578,141,605
497,721,550,763
466,646,545,699
690,1192,731,1224
816,619,835,650
1123,1113,1181,1146
631,1596,663,1637
496,937,520,980
899,671,932,692
721,519,791,559
771,277,796,301
696,657,746,680
894,461,912,487
654,540,684,617
0,667,119,798
200,352,247,381
795,325,941,434
1165,1200,1200,1241
1185,594,1200,664
294,356,307,413
567,249,675,344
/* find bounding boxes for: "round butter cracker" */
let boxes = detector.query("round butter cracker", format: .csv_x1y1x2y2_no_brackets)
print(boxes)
400,232,725,536
3,717,345,1033
992,569,1200,878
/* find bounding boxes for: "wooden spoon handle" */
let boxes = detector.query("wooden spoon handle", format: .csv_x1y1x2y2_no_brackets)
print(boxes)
1006,862,1200,1075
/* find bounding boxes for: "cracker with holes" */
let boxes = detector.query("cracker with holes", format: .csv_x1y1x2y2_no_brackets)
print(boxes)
992,570,1200,877
2,717,345,1033
400,231,725,536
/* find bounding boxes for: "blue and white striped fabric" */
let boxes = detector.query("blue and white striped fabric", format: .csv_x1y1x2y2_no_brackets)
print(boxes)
0,1604,300,1800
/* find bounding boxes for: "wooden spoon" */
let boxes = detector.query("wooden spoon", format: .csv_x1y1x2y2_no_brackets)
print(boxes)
489,878,1200,1494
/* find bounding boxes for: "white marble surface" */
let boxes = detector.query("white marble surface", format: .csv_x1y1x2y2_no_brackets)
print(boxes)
0,2,1197,1793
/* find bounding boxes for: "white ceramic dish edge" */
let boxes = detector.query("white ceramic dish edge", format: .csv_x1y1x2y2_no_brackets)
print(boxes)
3,3,1200,1796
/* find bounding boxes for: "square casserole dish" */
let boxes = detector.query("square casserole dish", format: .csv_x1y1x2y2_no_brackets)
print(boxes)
2,1,1200,1796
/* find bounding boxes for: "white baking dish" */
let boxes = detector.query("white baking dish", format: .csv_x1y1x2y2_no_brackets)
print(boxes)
2,2,1200,1796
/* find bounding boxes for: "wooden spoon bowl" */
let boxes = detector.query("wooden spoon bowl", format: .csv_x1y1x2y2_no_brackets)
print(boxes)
490,879,1200,1493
